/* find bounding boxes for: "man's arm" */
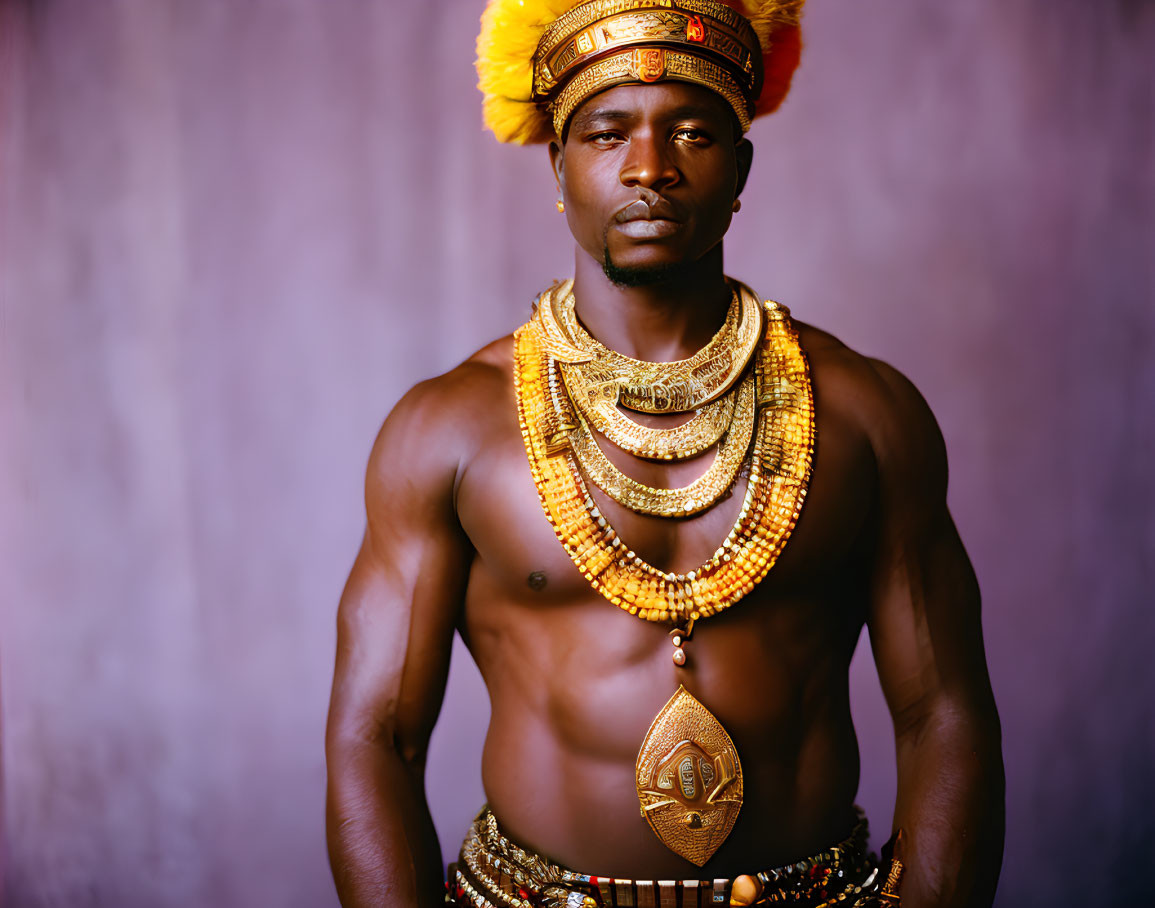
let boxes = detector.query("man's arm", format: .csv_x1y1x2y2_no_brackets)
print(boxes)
325,376,475,908
864,361,1005,908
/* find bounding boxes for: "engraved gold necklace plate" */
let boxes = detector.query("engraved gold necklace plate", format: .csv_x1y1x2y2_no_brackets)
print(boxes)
547,278,764,413
636,686,743,866
567,367,757,517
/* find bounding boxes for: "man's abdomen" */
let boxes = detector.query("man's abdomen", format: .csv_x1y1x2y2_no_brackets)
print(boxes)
467,593,864,880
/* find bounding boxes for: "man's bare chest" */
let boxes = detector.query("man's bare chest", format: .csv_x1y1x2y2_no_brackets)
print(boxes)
455,392,877,609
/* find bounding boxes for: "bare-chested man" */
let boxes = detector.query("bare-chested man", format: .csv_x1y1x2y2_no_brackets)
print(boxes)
325,3,1003,907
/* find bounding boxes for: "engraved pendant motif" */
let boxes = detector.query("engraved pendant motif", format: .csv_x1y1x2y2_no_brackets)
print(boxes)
635,686,743,866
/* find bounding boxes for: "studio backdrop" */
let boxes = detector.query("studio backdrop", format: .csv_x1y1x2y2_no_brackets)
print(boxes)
1,1,1152,906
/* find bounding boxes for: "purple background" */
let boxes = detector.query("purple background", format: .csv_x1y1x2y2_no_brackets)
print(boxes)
1,0,1152,905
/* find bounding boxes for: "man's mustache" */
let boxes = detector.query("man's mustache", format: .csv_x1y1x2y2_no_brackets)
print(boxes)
614,186,682,223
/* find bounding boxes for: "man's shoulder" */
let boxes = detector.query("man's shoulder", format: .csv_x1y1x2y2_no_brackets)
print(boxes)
366,334,517,483
382,332,515,437
794,319,947,484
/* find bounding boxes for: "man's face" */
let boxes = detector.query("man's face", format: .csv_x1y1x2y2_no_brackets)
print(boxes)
550,81,752,284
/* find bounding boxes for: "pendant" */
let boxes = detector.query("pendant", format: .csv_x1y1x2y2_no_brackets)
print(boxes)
635,685,743,866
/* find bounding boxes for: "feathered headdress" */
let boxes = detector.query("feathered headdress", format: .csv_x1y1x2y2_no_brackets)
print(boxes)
477,0,805,144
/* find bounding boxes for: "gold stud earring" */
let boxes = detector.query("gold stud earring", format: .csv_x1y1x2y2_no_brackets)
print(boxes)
732,199,742,213
556,199,566,213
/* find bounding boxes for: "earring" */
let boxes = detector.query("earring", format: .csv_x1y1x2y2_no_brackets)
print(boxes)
731,199,742,213
556,199,566,213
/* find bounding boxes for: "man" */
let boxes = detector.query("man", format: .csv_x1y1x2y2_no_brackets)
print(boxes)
325,2,1004,906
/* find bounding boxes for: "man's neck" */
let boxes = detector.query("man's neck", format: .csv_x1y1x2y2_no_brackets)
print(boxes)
570,246,732,362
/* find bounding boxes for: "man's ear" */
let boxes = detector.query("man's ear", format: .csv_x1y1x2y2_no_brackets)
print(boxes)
734,137,753,199
549,140,565,195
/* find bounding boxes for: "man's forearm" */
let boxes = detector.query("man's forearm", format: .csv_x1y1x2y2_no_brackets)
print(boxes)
891,708,1004,908
326,737,444,908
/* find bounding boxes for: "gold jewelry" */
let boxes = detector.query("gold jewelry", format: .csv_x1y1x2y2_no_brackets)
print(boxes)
879,859,904,906
635,685,743,866
515,290,813,624
531,0,765,137
550,47,754,137
565,367,756,516
454,805,878,905
878,829,905,906
547,280,742,460
515,282,814,865
546,279,763,413
476,1,808,145
555,198,565,213
565,371,736,460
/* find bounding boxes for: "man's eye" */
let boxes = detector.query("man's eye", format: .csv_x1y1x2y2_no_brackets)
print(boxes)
674,127,709,143
589,131,623,144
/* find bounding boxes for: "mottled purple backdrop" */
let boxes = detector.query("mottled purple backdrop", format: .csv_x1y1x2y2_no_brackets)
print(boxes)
1,1,1152,906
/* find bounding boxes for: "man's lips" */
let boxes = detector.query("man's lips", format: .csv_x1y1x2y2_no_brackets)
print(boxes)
614,217,682,238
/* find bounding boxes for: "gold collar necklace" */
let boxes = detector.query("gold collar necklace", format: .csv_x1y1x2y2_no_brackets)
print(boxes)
539,278,764,413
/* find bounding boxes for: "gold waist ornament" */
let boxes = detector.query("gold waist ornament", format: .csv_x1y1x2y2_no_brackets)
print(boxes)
514,282,814,866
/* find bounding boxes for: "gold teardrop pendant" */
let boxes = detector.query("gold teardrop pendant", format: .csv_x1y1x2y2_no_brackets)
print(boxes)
635,686,744,866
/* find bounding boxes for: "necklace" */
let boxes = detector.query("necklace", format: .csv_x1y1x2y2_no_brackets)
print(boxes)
541,279,763,413
514,283,814,866
563,363,757,517
517,291,812,622
561,363,737,461
534,280,756,461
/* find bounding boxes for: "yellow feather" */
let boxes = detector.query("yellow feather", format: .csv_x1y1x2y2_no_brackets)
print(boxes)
738,0,805,47
477,0,583,143
475,0,807,144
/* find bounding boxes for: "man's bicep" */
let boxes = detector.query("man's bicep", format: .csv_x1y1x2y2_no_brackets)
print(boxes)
327,383,473,759
863,361,994,733
328,530,466,758
867,510,991,733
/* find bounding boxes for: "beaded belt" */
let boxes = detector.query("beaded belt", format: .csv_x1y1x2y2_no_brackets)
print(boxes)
446,806,898,908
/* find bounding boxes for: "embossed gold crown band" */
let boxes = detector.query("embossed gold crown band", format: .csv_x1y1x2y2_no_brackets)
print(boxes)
552,48,753,136
531,0,765,136
535,0,757,70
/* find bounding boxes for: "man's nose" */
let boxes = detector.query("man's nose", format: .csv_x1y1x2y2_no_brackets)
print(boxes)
619,132,678,190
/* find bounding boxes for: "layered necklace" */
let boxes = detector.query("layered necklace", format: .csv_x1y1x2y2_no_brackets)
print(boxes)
514,278,815,867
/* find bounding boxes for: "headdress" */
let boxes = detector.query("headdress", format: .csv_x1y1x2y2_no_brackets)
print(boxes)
476,0,805,144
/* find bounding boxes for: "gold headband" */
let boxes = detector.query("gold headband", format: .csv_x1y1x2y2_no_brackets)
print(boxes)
531,0,764,137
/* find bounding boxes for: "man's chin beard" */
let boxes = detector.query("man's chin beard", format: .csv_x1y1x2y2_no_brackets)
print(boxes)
601,244,697,288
